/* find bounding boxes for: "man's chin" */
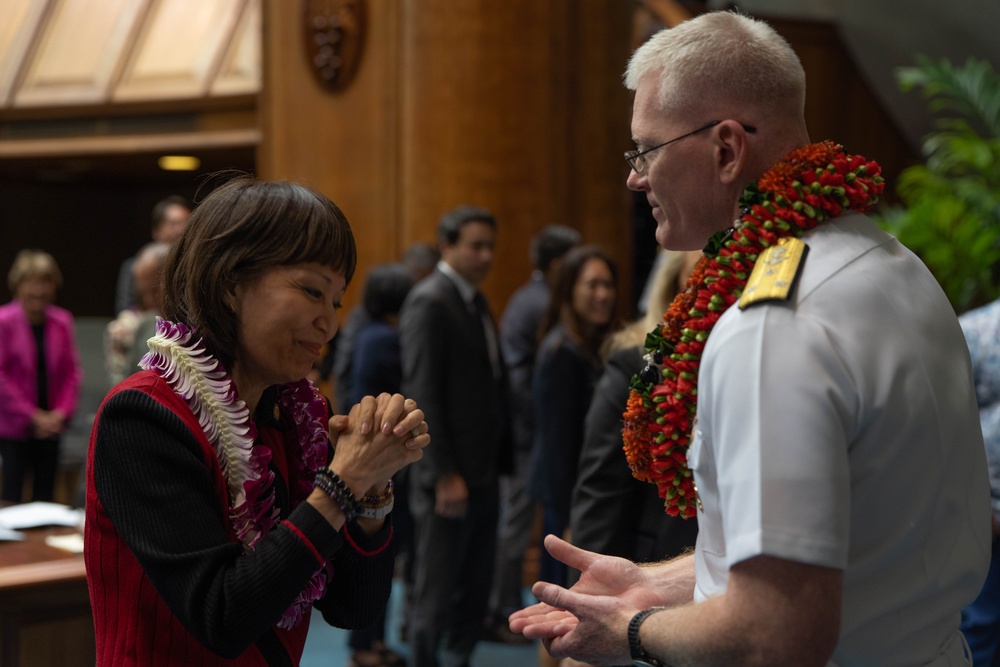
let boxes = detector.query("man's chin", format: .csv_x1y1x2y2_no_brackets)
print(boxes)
655,223,705,252
654,222,675,250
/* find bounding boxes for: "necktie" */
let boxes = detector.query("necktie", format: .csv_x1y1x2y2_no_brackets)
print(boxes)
472,292,501,379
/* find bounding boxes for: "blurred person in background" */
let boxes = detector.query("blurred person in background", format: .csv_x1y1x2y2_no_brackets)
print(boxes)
959,296,1000,666
400,206,510,667
529,245,618,589
345,263,415,667
485,224,580,642
0,249,82,503
115,195,190,314
332,243,439,413
105,241,170,385
570,250,701,573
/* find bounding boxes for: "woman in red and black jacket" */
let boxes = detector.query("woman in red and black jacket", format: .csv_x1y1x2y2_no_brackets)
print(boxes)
85,178,429,666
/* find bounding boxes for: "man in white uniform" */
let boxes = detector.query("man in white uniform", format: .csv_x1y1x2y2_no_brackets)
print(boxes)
509,11,990,666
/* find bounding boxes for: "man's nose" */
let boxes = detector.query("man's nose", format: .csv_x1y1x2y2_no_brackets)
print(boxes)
626,168,646,191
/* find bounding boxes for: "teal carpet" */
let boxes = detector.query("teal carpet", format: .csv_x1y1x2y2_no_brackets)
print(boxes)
301,581,541,667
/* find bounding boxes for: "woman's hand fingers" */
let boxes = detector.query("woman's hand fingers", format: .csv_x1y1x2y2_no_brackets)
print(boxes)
404,420,430,450
332,395,428,490
391,405,425,437
374,393,407,435
353,395,378,435
367,394,427,443
327,414,350,446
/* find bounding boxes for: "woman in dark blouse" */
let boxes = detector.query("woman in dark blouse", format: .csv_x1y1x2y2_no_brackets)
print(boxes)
530,245,618,587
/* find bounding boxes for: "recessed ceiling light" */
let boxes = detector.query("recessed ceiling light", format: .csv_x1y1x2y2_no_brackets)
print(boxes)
158,155,201,171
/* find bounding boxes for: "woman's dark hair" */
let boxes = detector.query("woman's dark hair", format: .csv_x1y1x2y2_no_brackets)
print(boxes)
539,244,618,360
161,177,357,370
363,263,414,322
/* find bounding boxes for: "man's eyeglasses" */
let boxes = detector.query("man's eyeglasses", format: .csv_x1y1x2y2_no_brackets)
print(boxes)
624,120,757,173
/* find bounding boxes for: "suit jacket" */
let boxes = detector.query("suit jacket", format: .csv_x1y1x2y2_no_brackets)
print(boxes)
0,301,82,439
570,346,698,563
332,306,371,414
499,276,548,454
529,325,601,513
348,320,402,405
400,269,510,491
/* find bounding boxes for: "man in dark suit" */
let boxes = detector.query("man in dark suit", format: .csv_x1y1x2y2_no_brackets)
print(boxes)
485,225,579,640
401,206,510,667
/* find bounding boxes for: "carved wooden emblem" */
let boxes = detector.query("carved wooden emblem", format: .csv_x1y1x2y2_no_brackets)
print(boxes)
302,0,366,91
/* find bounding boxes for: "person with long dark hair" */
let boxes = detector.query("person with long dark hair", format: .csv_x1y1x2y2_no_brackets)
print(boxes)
529,244,618,588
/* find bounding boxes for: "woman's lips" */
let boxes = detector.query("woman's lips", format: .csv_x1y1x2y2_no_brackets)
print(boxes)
300,342,323,358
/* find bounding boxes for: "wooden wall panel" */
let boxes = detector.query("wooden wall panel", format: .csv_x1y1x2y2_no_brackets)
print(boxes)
399,0,568,301
398,0,634,305
114,0,245,101
567,5,638,300
400,0,632,306
13,0,145,107
259,0,402,303
259,0,634,313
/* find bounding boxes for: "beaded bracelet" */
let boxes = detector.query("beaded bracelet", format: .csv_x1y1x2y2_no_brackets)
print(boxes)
360,480,394,508
314,469,361,522
355,480,395,520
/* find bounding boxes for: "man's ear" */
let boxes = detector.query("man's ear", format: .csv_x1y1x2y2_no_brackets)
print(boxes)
714,120,750,186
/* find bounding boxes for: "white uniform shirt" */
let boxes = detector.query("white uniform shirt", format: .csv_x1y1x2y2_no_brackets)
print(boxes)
689,214,991,666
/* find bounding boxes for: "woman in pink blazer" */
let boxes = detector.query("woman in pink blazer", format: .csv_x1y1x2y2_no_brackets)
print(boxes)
0,250,82,502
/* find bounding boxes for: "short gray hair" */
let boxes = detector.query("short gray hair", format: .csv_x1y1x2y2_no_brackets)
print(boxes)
624,11,805,116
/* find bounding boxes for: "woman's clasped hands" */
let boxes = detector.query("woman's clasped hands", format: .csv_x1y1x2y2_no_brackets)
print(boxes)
328,392,429,500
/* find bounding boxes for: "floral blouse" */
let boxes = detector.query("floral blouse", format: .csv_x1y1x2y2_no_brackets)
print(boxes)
961,298,1000,511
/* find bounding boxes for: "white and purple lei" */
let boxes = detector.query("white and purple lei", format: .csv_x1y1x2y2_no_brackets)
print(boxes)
140,317,331,629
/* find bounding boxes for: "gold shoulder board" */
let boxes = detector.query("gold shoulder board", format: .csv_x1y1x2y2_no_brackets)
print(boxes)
738,236,809,310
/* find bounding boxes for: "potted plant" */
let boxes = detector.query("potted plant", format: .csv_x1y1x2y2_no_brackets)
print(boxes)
877,56,1000,313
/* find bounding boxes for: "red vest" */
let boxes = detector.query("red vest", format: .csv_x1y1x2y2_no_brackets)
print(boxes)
84,372,311,666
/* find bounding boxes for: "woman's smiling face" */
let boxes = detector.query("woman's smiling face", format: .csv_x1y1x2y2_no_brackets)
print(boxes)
572,257,616,328
231,262,346,398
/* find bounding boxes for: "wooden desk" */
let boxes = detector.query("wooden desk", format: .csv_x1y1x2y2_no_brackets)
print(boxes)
0,526,94,667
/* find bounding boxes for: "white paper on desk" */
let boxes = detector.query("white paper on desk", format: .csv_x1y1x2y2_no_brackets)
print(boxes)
45,532,84,553
0,527,26,541
0,502,83,530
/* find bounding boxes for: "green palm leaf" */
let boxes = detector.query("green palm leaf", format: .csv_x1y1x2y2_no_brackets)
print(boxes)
877,56,1000,313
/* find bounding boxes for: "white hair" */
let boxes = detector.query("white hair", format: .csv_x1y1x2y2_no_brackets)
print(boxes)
624,11,805,117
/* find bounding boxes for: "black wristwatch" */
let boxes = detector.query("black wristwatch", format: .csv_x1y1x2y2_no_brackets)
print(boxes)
628,607,668,667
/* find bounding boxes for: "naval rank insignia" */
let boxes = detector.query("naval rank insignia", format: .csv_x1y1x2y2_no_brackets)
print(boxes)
738,236,809,309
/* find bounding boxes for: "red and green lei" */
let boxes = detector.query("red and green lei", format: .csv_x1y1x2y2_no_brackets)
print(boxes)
622,141,885,518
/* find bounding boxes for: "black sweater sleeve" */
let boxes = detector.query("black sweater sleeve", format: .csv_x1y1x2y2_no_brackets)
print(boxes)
92,388,393,658
570,347,645,558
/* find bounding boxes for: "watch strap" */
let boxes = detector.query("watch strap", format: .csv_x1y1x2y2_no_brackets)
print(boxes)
356,496,394,520
628,606,668,666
